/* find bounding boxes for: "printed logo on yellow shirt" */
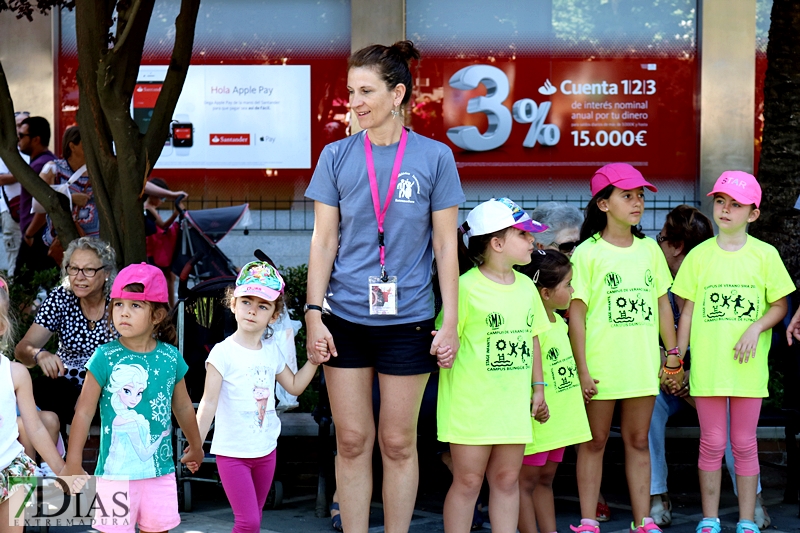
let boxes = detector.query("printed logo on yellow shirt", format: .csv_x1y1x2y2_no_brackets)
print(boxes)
549,354,579,393
702,284,760,322
485,310,533,372
604,271,655,327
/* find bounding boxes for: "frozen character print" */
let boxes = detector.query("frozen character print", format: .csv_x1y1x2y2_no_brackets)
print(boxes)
103,363,169,479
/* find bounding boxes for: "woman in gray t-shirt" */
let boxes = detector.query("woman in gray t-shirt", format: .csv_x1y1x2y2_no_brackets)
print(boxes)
305,40,464,532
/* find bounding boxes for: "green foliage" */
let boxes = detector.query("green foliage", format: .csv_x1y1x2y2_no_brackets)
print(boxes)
279,264,317,412
2,266,60,364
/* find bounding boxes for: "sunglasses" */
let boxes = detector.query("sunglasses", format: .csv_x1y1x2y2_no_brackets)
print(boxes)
17,133,30,140
552,241,579,254
14,111,30,117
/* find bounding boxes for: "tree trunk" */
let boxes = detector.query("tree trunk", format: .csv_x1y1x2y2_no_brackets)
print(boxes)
750,0,800,285
73,0,200,267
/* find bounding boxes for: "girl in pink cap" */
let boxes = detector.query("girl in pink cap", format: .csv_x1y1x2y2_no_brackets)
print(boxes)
673,171,792,533
63,263,204,533
568,163,679,533
195,261,319,533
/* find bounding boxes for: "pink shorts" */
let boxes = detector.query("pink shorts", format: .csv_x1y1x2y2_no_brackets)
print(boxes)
93,473,179,533
522,447,566,467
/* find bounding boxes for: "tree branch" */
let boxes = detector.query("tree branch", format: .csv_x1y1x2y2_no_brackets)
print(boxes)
111,0,142,54
141,0,200,165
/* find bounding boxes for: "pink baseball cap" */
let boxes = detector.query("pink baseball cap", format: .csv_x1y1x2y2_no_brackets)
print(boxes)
111,263,169,303
707,170,762,208
233,261,285,302
590,163,657,196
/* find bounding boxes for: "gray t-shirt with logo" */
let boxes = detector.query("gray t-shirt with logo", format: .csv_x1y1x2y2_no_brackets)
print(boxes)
305,129,465,326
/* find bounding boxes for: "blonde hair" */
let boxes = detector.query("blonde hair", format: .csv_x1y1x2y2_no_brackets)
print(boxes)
0,276,16,353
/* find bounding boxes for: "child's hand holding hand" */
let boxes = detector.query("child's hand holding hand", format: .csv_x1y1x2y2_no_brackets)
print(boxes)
579,372,599,403
314,339,329,358
181,444,204,474
58,464,90,494
734,324,761,363
531,390,549,423
431,330,456,368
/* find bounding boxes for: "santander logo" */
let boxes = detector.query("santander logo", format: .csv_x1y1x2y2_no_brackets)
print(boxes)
209,133,251,146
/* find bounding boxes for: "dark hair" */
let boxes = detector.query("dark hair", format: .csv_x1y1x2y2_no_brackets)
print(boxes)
662,204,713,254
580,184,645,242
111,283,177,345
61,126,81,160
348,40,421,106
456,225,513,275
517,249,572,290
21,116,51,147
226,286,285,340
143,177,169,202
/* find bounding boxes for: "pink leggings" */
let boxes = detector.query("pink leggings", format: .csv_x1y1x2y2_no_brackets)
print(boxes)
695,397,761,476
216,450,278,533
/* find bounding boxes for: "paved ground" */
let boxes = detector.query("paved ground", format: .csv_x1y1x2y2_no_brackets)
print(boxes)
41,457,799,533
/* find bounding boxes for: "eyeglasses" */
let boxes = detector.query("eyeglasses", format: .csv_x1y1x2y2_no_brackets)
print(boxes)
551,241,579,254
656,234,667,244
66,265,106,278
14,111,30,117
17,133,30,140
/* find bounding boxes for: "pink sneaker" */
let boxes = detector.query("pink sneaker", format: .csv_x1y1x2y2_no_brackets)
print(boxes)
571,521,601,533
631,518,663,533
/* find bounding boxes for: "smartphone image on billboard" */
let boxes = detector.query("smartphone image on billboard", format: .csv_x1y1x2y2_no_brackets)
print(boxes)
133,80,172,156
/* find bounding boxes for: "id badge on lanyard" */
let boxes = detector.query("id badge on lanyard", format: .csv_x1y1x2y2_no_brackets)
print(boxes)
364,128,407,315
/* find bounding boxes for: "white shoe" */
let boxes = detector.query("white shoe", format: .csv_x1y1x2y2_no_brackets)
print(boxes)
754,494,771,529
650,494,672,527
38,462,56,477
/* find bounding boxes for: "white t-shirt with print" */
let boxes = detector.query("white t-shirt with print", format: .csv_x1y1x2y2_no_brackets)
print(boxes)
206,336,286,458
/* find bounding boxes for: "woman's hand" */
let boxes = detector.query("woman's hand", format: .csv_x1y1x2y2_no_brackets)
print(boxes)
430,324,459,369
37,350,65,379
579,371,599,403
306,315,335,365
71,192,90,207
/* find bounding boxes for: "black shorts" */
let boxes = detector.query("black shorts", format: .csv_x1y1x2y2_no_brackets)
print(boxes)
322,313,438,376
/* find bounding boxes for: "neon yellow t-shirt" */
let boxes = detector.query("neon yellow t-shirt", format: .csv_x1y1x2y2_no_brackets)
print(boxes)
571,234,672,400
525,314,592,455
671,236,794,397
437,268,551,445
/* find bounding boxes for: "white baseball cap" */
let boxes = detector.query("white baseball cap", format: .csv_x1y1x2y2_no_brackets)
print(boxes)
463,198,548,238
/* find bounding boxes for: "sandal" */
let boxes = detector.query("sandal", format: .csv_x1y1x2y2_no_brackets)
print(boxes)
330,502,342,532
596,501,611,522
696,518,722,533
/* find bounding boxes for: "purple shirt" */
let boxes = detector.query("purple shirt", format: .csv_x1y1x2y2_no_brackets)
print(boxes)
19,150,55,233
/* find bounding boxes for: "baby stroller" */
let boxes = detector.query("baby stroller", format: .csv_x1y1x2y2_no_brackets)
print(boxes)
168,198,251,285
172,251,296,511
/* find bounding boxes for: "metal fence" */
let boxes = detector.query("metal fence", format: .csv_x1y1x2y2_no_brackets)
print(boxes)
181,195,701,233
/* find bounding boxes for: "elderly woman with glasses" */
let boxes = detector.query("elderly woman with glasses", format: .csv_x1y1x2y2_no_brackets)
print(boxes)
530,202,584,256
16,237,118,433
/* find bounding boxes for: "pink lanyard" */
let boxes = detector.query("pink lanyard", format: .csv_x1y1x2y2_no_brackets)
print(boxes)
364,127,408,281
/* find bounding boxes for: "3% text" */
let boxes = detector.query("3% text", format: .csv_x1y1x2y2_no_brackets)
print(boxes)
446,64,561,152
